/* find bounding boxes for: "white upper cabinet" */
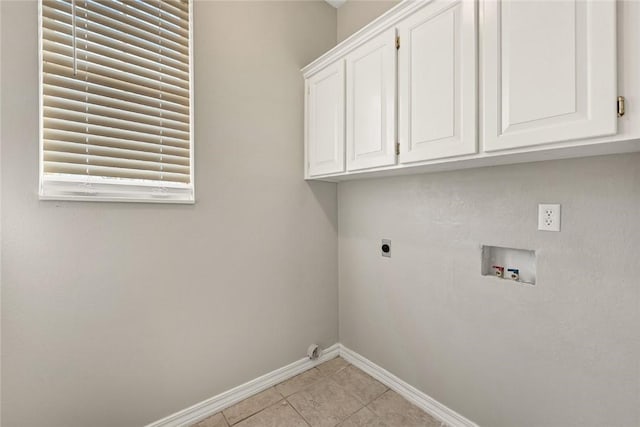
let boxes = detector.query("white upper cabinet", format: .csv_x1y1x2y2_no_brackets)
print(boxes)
306,61,345,177
302,0,633,181
482,0,618,152
398,0,477,163
345,28,397,171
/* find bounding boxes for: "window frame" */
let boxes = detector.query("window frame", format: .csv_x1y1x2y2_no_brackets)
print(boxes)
38,0,195,204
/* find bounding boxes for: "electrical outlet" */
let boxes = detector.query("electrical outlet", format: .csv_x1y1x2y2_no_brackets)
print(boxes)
538,204,561,232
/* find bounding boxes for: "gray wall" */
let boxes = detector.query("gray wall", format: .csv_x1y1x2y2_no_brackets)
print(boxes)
338,155,640,427
337,0,398,42
0,2,338,426
337,2,640,427
0,2,3,424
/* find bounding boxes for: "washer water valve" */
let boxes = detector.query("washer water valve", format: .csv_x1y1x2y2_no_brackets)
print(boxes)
492,265,505,278
507,268,520,281
481,245,535,285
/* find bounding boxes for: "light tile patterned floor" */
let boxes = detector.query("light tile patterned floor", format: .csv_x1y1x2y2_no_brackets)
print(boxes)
192,357,447,427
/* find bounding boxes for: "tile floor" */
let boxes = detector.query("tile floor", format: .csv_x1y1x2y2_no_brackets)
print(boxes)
192,357,447,427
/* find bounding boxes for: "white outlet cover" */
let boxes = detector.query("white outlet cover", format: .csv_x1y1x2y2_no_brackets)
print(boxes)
538,204,561,232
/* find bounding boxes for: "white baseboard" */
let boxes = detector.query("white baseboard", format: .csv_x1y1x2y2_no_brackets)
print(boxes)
146,343,340,427
339,345,478,427
146,343,478,427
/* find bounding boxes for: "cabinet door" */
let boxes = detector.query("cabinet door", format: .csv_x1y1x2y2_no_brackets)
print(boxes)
306,61,345,177
345,28,397,171
398,0,477,163
482,0,617,151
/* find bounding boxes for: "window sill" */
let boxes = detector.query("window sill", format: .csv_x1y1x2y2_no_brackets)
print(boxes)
39,177,195,204
39,194,195,204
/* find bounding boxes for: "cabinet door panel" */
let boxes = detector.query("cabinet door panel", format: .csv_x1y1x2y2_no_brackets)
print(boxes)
483,0,617,151
346,28,397,171
399,0,477,163
307,61,345,177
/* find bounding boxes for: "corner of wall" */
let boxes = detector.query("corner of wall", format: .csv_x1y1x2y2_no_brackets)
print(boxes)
336,0,400,42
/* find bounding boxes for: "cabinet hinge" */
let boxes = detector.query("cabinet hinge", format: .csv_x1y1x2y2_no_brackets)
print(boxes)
395,36,400,50
617,96,625,117
395,142,400,155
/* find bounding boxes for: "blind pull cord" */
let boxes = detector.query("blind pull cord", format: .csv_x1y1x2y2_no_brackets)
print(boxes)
71,0,77,76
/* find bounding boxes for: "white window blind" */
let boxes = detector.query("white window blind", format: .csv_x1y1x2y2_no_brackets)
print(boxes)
39,0,194,203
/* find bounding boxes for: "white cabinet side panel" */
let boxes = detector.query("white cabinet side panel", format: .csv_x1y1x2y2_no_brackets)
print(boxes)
307,62,345,177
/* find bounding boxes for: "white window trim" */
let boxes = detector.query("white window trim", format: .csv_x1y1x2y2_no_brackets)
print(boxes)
37,0,195,204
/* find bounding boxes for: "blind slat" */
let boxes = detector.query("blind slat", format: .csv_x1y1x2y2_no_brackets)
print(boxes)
44,151,190,175
44,161,190,183
44,94,190,133
44,130,190,157
43,61,189,107
43,26,189,82
42,0,192,188
43,49,190,100
44,73,190,116
82,0,189,49
99,0,189,38
141,0,188,21
42,10,189,70
44,117,189,149
124,0,189,31
44,106,190,141
43,2,189,60
44,140,190,165
75,1,189,54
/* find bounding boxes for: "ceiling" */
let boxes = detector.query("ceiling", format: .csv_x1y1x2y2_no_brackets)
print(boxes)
325,0,347,8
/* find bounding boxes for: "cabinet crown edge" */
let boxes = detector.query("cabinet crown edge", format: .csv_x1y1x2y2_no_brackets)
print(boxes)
301,0,427,78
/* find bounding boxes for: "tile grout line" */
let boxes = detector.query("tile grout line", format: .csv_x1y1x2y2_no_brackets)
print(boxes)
365,390,387,418
269,386,313,427
283,359,354,427
277,367,324,399
221,411,231,427
285,359,365,427
319,366,369,425
333,362,398,426
326,364,389,411
224,388,282,427
280,366,338,425
318,359,389,425
228,397,289,427
195,357,433,427
284,395,312,427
